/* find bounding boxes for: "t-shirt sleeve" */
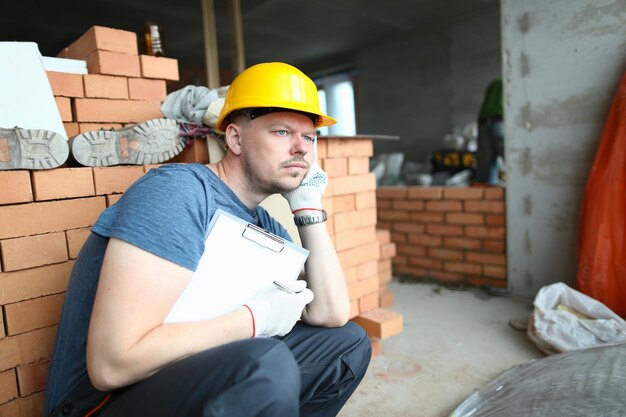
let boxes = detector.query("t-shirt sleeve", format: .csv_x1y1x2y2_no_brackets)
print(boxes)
91,168,209,271
256,207,293,242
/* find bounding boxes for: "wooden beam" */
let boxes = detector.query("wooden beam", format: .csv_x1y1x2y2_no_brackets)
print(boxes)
229,0,245,75
200,0,220,88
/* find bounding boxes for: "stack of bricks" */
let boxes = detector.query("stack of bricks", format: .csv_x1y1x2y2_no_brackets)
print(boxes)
376,186,506,288
49,25,179,139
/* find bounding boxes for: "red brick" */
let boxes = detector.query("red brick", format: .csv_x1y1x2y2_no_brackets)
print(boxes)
483,264,507,278
323,158,348,177
338,241,380,269
344,266,358,284
128,78,167,101
352,308,403,339
465,226,505,239
5,294,64,336
377,187,407,199
54,96,72,122
0,172,32,205
334,226,376,252
425,200,462,212
0,262,74,305
0,310,4,338
407,187,443,199
486,214,505,226
83,74,129,99
358,292,380,313
355,191,376,210
464,200,505,214
379,290,395,308
465,252,506,266
380,242,396,259
74,98,162,123
357,260,379,280
443,187,484,200
429,270,464,283
332,194,356,213
484,187,504,200
0,369,17,404
31,168,95,201
62,25,138,59
376,221,391,230
47,71,84,98
348,157,369,175
0,391,44,417
444,261,482,275
0,326,56,372
389,232,406,244
426,224,463,236
396,245,426,257
483,239,505,253
326,139,373,157
428,247,463,261
392,222,425,234
392,200,425,211
92,166,144,195
378,266,393,284
444,237,482,250
394,265,427,278
0,232,68,271
16,362,48,397
408,234,442,247
375,229,391,244
167,139,209,164
139,55,180,80
0,197,106,239
316,140,327,159
63,122,80,138
467,276,507,288
334,208,377,233
446,212,484,225
86,50,141,77
410,212,445,223
66,228,91,259
370,337,382,360
332,173,376,196
378,210,409,222
409,257,442,270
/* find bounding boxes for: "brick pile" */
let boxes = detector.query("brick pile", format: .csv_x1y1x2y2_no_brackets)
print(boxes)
376,186,506,288
49,25,179,138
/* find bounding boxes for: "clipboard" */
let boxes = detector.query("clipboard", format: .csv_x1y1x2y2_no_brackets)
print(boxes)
164,209,309,323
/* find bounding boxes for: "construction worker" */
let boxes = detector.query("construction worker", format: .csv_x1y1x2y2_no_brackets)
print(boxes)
44,62,371,417
473,79,504,184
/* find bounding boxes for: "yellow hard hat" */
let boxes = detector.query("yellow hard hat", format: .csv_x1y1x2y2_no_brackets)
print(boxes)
216,62,336,131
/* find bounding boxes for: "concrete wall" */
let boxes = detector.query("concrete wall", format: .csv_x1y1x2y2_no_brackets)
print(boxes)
356,4,501,163
502,0,626,296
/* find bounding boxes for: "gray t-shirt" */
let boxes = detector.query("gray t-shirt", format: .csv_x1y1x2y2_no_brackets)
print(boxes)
44,163,291,416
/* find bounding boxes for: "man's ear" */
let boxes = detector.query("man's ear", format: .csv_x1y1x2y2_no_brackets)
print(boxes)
224,124,243,155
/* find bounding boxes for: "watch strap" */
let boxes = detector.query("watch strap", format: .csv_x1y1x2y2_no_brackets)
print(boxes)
294,209,328,226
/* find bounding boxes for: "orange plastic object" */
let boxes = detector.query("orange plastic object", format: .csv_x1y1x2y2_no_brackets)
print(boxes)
576,72,626,317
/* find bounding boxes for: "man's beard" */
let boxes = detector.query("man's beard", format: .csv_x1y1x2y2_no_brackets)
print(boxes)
242,151,307,194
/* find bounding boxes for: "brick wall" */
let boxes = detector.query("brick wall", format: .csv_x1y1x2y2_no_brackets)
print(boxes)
376,186,506,288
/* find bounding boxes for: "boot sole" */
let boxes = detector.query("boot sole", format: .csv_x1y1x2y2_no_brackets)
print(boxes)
0,128,69,170
70,119,184,167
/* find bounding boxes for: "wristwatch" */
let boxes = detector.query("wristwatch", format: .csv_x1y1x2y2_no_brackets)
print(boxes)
294,209,328,226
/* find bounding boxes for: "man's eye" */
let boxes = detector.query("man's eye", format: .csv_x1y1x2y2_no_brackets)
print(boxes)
303,135,316,143
276,129,288,136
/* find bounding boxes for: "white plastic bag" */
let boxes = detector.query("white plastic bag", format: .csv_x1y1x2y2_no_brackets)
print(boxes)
528,282,626,355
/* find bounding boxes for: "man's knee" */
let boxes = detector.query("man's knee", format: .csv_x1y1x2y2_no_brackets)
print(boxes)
341,322,372,380
252,340,301,413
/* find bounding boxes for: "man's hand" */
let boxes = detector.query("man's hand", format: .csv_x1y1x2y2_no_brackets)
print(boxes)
244,281,314,337
282,141,328,213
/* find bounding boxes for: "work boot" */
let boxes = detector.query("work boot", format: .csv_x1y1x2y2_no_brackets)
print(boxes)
0,127,69,170
69,119,184,167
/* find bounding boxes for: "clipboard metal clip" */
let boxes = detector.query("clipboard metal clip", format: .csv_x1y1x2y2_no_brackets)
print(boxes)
242,223,285,253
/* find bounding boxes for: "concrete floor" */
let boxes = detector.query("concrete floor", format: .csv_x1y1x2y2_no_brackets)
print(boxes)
339,279,544,417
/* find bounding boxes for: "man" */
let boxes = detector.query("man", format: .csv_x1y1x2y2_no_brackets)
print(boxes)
44,62,371,417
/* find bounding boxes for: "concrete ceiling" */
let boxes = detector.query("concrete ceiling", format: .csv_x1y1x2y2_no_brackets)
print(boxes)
4,0,497,78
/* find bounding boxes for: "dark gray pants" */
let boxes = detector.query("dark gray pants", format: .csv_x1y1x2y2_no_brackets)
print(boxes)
72,322,371,417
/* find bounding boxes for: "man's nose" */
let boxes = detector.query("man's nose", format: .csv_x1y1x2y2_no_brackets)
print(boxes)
291,134,311,155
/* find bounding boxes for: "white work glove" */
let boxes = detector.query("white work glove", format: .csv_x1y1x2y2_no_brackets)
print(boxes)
244,280,314,337
282,140,328,213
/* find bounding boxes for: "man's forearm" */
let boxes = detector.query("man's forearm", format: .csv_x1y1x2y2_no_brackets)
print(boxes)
298,222,350,327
